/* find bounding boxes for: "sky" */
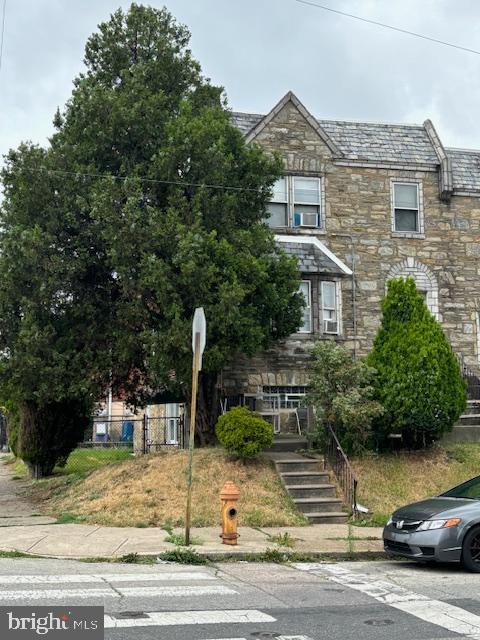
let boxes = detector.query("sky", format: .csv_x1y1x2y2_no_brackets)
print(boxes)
1,0,480,158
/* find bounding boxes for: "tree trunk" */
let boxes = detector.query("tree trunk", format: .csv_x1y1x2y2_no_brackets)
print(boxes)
193,372,220,446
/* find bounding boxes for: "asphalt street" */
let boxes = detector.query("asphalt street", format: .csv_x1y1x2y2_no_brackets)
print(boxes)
0,557,479,639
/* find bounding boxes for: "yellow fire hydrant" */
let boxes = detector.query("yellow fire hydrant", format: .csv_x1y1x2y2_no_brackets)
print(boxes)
220,481,240,545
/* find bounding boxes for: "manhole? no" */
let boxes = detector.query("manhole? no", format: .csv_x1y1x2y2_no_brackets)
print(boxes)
364,619,395,627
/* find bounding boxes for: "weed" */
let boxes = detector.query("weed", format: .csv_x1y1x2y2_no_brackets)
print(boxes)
165,533,203,546
56,511,82,524
268,532,296,548
156,548,208,565
162,520,174,535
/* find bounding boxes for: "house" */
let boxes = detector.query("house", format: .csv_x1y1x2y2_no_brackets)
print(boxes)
221,91,480,432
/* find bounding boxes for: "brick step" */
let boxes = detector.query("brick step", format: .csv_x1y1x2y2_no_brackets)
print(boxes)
293,497,343,513
276,459,324,474
305,511,349,524
285,484,337,499
280,471,331,485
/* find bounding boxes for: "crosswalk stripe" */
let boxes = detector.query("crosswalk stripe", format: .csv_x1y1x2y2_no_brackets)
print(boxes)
0,584,235,601
0,588,115,600
104,609,276,628
0,572,216,584
293,563,480,640
117,585,236,597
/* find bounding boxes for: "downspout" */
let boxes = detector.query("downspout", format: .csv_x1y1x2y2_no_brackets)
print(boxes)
329,233,357,359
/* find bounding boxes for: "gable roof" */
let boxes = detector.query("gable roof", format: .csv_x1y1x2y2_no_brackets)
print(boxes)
232,110,438,167
244,91,343,157
275,234,353,276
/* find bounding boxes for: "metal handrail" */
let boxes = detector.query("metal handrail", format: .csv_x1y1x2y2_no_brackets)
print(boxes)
456,354,480,400
324,423,359,516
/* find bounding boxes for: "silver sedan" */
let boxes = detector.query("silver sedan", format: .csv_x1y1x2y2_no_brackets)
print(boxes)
383,475,480,571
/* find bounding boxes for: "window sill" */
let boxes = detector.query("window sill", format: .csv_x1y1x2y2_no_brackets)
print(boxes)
272,227,326,235
391,231,425,239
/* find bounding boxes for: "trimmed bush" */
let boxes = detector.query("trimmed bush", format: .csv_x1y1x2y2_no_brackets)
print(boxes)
216,406,273,459
308,341,383,454
367,277,467,449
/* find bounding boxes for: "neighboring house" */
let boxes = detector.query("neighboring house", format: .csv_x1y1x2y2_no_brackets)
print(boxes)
90,399,185,454
221,91,480,432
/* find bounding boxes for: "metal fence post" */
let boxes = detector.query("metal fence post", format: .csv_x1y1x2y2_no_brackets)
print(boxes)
142,414,148,455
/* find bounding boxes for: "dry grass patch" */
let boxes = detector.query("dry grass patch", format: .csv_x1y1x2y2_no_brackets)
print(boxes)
353,444,480,526
29,448,307,528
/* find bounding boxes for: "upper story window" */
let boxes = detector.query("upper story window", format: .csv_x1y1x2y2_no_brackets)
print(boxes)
267,176,322,229
298,280,312,333
321,281,339,334
391,180,424,236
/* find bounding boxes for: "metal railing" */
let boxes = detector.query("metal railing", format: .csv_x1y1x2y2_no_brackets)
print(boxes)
142,415,186,453
456,354,480,400
324,423,358,516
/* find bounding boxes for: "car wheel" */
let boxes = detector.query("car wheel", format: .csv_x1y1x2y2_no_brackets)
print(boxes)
462,526,480,572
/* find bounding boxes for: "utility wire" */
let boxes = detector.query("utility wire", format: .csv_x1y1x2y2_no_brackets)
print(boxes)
0,0,6,74
295,0,480,56
26,165,264,193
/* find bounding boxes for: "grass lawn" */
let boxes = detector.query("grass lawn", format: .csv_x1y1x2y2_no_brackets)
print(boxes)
11,447,132,478
352,443,480,526
22,448,308,528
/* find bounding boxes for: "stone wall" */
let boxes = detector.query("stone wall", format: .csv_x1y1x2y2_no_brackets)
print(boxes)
222,99,480,399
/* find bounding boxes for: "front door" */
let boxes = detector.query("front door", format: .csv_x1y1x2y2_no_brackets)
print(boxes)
166,403,179,444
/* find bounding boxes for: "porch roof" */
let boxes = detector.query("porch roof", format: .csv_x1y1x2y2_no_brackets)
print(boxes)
275,235,352,276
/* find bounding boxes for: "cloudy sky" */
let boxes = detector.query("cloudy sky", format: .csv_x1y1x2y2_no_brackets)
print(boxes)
1,0,480,157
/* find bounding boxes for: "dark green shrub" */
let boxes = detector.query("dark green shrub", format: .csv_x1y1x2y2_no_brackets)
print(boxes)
216,406,273,459
308,341,383,454
367,278,467,449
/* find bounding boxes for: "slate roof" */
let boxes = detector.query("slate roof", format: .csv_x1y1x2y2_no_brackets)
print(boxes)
318,120,438,165
446,148,480,192
231,111,438,166
232,110,480,194
278,240,347,276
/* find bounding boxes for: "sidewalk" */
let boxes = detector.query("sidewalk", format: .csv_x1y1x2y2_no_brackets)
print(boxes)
0,457,56,527
0,522,384,559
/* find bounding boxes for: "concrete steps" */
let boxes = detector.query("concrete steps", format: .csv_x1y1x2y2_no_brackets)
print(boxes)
270,453,348,524
446,401,480,442
266,436,307,453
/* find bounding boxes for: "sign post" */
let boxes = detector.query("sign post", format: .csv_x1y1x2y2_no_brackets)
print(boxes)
185,307,206,546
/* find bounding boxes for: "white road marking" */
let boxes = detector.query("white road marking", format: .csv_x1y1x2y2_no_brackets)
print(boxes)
0,572,215,584
0,584,235,601
0,588,115,600
293,563,480,639
104,609,276,628
117,585,236,597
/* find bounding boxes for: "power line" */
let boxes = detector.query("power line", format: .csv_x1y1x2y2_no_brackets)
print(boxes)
0,0,6,74
295,0,480,56
26,165,264,193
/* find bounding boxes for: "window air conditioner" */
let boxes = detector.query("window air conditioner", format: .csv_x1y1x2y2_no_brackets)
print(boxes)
323,319,338,334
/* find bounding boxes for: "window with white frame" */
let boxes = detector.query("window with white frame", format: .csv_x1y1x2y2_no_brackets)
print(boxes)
321,281,339,334
392,182,420,233
298,280,312,333
266,176,322,228
266,177,288,228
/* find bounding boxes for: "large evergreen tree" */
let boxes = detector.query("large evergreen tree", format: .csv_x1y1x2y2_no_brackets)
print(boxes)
0,3,303,472
367,278,466,449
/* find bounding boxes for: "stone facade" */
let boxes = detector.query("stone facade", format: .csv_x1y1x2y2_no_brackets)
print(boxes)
223,92,480,418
